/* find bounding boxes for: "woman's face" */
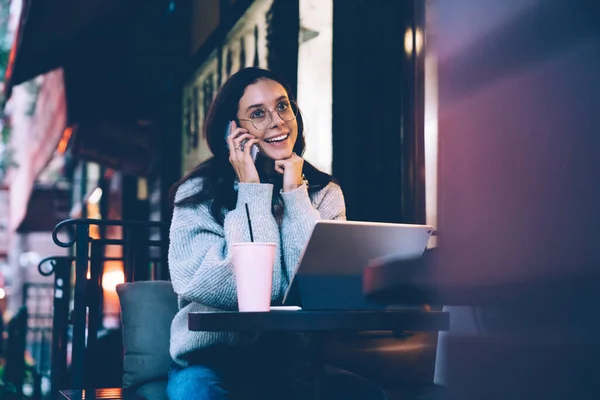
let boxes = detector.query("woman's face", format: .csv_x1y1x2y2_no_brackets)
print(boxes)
237,78,298,160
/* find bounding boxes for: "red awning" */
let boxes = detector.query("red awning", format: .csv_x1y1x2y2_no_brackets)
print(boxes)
6,68,68,232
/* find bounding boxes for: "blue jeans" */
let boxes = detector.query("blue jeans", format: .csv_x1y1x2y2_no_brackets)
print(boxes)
167,334,386,400
167,363,233,400
167,362,387,400
167,355,313,400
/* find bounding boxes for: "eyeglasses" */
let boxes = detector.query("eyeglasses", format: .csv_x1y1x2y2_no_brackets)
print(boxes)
238,100,299,132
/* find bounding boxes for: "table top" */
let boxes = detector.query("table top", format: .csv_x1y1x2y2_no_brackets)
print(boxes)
188,309,449,332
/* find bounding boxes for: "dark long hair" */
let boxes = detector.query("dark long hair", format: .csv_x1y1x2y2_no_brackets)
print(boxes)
170,67,335,224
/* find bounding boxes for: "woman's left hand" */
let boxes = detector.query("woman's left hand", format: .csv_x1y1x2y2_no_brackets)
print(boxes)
274,153,305,192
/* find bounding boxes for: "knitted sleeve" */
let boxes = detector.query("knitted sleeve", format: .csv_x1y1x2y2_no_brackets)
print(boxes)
279,182,346,293
168,178,282,309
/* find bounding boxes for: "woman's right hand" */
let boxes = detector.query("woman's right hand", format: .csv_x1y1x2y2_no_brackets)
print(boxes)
227,120,260,184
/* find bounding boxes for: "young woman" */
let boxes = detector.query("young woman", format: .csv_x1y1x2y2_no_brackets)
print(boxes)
167,67,384,400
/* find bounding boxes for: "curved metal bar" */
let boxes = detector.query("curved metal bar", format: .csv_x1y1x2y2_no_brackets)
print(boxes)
37,256,75,277
37,257,57,277
52,218,167,248
52,221,77,248
36,255,162,276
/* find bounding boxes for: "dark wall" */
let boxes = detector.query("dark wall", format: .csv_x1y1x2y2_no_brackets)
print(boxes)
63,1,190,123
266,0,300,99
332,0,425,224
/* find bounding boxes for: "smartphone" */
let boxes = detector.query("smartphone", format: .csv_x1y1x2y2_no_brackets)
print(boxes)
225,122,259,161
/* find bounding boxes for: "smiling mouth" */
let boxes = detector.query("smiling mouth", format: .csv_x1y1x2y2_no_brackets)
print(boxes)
264,133,289,144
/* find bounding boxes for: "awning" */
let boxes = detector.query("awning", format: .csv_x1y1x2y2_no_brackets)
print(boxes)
5,68,67,233
16,185,70,233
3,0,123,100
3,0,174,182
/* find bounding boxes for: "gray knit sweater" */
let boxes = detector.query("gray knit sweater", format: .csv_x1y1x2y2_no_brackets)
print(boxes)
168,178,346,366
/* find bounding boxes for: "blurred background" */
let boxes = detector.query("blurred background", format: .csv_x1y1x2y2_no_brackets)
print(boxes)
0,0,598,399
0,1,436,397
0,0,434,315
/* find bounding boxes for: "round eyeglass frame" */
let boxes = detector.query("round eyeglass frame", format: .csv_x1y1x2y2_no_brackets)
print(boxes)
238,100,299,132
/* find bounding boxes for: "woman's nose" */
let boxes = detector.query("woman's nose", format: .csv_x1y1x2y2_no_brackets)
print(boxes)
269,112,286,129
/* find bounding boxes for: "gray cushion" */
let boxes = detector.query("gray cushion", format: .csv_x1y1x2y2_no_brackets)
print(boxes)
136,379,168,400
116,281,178,389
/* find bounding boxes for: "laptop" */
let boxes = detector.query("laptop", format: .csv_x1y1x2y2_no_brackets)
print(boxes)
282,220,434,310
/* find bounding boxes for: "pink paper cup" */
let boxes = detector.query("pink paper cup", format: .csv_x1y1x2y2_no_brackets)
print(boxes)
231,242,275,312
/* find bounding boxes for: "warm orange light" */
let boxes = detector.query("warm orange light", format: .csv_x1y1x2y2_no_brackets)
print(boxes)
57,126,73,154
87,197,102,239
4,42,17,80
102,270,125,292
89,224,100,240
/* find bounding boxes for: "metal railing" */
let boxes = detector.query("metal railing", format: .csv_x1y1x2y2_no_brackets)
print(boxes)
39,218,168,398
22,282,53,397
3,305,43,399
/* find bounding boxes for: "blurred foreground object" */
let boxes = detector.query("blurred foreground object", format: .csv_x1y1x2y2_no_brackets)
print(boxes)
365,0,600,398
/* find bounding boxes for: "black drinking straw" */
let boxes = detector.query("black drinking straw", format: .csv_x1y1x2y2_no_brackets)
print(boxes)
245,203,254,242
